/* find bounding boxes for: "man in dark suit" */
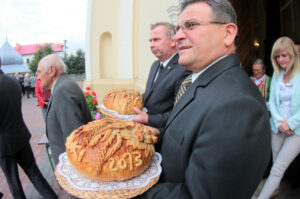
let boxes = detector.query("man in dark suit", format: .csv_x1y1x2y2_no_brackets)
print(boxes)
134,22,191,128
139,0,271,198
0,58,57,199
36,54,92,166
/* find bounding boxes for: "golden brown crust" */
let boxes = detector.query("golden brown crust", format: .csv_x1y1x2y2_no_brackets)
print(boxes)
103,88,143,115
65,118,157,181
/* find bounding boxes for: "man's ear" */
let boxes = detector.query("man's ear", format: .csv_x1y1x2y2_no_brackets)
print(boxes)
170,38,176,48
224,23,238,47
49,65,57,77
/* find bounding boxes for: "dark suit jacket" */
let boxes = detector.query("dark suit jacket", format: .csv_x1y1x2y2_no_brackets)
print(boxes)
143,54,191,128
46,73,92,164
0,70,31,158
141,54,271,199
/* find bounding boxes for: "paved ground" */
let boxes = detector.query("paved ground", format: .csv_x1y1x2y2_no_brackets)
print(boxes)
0,96,299,198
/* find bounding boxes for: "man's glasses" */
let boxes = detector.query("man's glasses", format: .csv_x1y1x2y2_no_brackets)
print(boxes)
176,19,227,33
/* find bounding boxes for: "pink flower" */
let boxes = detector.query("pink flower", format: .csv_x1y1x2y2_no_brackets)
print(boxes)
85,91,90,96
95,112,101,120
86,86,91,91
92,91,96,97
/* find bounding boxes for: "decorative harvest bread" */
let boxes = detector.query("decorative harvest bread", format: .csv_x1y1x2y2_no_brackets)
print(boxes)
65,118,158,181
103,88,143,115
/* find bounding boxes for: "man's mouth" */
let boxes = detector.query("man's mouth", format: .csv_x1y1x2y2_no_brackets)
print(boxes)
178,45,191,52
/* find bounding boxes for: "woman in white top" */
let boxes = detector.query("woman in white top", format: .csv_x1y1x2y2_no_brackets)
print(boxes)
258,37,300,198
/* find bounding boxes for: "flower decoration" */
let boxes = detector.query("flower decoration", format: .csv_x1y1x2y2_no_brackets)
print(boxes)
84,87,99,120
167,66,172,69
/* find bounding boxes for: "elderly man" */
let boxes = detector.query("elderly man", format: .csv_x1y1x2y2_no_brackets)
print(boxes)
37,54,92,166
139,0,271,198
133,22,191,128
250,58,271,101
0,58,57,198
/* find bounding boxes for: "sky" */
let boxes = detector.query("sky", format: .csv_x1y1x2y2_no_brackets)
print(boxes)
0,0,88,54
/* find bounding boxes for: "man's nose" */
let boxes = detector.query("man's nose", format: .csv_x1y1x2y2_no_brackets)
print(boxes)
173,28,185,42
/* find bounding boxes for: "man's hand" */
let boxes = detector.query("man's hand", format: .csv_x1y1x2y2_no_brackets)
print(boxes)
133,107,149,124
147,126,160,137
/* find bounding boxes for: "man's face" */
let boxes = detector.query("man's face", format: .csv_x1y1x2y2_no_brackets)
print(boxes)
252,64,265,79
36,63,52,89
174,2,231,72
149,25,175,62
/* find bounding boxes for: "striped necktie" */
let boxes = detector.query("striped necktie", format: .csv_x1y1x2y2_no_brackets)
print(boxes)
174,74,193,106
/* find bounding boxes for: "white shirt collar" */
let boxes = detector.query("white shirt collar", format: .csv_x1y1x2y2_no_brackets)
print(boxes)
161,53,177,68
253,74,267,85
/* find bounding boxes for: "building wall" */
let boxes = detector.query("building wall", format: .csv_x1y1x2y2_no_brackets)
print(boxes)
84,0,178,102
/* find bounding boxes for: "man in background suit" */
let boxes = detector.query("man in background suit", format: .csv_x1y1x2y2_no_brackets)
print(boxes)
140,0,271,198
134,22,191,128
0,58,57,199
37,54,92,166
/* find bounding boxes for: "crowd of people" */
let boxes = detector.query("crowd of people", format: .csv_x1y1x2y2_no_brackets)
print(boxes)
1,0,300,199
10,72,36,99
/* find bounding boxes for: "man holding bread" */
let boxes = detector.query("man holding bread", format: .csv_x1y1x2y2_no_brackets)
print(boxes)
138,0,271,198
134,22,191,128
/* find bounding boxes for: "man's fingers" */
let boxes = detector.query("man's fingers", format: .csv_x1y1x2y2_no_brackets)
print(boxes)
134,107,141,114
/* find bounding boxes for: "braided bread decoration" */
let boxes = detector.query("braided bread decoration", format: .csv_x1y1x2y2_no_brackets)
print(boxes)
103,88,143,115
65,118,158,181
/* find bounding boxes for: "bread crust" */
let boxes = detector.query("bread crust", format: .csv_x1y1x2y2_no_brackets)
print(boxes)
66,118,157,181
103,88,143,115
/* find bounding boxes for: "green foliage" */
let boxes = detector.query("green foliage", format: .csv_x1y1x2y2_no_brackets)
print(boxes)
28,44,53,73
64,49,85,74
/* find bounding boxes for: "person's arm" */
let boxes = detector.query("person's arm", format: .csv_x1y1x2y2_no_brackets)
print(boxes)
140,97,271,199
133,107,170,128
269,74,282,129
54,85,88,143
148,111,170,128
35,80,44,107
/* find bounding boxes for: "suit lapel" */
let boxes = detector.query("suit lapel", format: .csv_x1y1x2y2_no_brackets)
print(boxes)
146,54,179,99
143,62,160,103
165,53,241,128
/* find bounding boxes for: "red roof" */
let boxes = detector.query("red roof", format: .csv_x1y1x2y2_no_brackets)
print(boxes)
14,43,64,55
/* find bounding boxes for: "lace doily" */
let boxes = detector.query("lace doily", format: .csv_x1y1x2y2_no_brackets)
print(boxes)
99,104,147,121
56,152,162,191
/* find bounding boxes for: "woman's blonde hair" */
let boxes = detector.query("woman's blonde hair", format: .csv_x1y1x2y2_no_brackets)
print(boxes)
271,36,300,79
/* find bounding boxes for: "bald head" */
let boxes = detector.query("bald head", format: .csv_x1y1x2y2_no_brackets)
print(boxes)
37,54,67,88
39,54,67,74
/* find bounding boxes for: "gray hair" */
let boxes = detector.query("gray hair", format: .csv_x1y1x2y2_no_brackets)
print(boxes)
41,55,67,73
151,22,176,39
181,0,238,45
181,0,237,25
253,58,266,70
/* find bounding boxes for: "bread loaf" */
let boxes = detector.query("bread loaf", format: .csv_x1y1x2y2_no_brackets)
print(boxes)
103,88,143,115
65,118,158,181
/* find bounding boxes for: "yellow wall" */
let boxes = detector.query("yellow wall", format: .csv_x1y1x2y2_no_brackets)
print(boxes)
85,0,178,104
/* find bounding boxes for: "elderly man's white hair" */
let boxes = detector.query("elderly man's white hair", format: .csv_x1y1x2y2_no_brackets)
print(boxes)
39,54,67,73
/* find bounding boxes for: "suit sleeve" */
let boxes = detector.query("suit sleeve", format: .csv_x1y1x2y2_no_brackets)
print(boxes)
148,111,170,128
53,84,85,143
140,97,271,199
